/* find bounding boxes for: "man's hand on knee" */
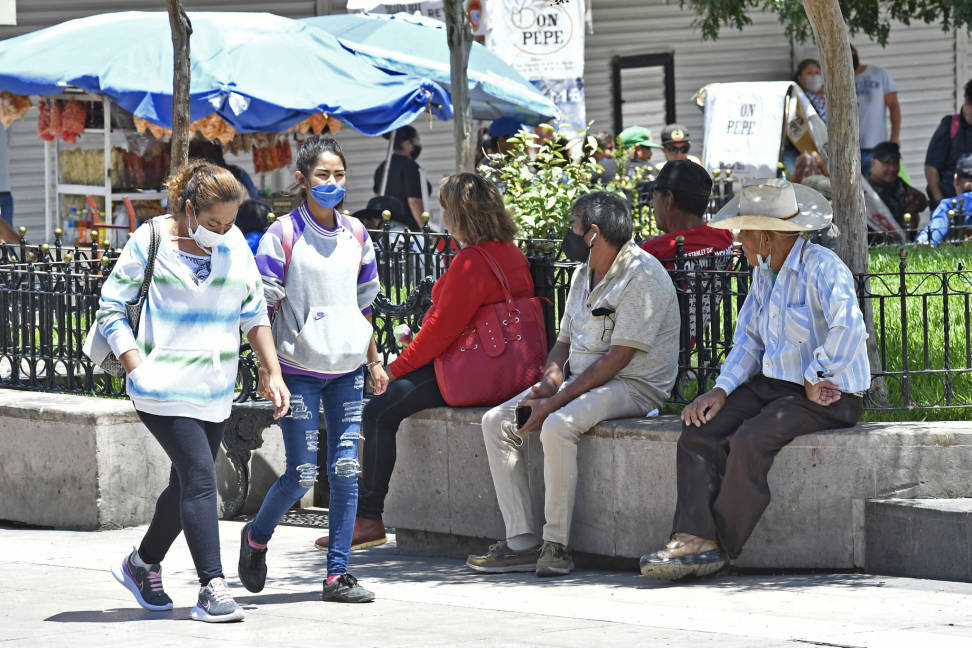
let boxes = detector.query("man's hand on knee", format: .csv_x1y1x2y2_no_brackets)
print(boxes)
681,388,727,427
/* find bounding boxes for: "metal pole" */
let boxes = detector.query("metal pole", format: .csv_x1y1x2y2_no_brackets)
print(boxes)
379,128,396,196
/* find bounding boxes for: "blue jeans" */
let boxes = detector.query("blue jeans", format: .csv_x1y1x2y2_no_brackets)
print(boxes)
249,370,364,576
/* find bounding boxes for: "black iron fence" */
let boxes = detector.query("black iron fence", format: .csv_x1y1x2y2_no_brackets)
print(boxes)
1,226,971,413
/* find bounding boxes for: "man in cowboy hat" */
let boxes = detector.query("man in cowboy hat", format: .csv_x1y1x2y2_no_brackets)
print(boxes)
640,178,871,581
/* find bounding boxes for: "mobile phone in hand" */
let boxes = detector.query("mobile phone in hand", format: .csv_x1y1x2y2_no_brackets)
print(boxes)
515,405,532,430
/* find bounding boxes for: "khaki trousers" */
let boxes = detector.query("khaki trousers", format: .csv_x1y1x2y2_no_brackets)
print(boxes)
481,378,645,546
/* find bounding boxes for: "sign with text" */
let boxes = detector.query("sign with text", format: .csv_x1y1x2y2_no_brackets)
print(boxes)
486,0,585,125
702,81,792,180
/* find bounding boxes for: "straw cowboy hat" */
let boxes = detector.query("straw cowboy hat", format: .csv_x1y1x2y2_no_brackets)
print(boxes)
710,178,832,232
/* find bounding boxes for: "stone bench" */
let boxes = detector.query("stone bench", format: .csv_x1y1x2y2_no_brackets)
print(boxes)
0,390,309,530
382,407,972,571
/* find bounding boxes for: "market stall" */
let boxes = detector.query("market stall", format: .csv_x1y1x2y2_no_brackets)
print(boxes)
0,11,454,242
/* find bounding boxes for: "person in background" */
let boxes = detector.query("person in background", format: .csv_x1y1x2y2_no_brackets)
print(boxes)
795,58,827,123
660,124,703,167
924,79,972,210
852,45,900,176
236,199,272,256
916,152,972,246
591,131,619,185
373,125,428,231
619,125,661,179
314,173,534,554
489,116,522,156
467,191,680,577
866,141,927,237
790,151,827,184
640,179,868,581
101,161,289,623
639,160,731,266
351,195,407,234
241,135,386,604
0,124,12,228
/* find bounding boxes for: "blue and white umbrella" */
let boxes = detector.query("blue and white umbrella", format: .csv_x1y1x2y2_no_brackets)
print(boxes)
302,12,558,124
0,11,452,135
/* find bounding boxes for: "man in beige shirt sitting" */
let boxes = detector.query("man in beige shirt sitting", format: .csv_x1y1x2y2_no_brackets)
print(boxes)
467,191,681,577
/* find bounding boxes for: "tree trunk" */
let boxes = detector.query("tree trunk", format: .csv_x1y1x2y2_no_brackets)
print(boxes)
168,1,192,176
803,0,886,403
802,0,866,272
443,0,475,173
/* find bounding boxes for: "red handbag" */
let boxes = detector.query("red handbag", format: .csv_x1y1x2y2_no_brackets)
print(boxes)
434,246,548,407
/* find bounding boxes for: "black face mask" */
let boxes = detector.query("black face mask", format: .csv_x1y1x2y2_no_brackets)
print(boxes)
852,53,860,70
563,228,594,263
410,144,422,161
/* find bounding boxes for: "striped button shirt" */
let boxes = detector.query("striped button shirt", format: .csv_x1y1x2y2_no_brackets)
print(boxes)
714,238,871,396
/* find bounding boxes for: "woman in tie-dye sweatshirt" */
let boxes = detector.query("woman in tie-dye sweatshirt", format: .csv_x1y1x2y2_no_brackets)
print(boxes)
98,161,290,623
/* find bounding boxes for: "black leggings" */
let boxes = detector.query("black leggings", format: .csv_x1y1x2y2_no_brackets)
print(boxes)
136,411,225,585
358,363,446,520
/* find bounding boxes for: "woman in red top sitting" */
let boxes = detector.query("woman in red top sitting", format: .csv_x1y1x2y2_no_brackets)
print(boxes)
314,172,535,552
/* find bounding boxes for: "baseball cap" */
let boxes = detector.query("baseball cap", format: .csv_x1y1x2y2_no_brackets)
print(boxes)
956,153,972,179
489,116,523,138
871,141,901,163
618,125,663,150
651,159,712,197
661,124,691,146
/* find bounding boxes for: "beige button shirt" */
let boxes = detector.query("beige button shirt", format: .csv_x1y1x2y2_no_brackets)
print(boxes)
557,241,680,411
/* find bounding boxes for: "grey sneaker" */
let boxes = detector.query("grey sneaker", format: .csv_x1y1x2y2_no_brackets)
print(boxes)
536,541,574,577
111,548,173,611
466,540,540,573
322,573,375,603
190,577,245,623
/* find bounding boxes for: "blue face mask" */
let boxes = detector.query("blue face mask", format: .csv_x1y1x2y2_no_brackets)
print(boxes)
757,251,772,271
309,183,346,209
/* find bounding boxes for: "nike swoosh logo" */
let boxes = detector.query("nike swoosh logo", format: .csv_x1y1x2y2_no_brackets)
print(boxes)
314,312,325,320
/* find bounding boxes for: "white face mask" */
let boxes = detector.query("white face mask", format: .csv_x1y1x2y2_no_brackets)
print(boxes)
188,206,229,251
805,74,824,93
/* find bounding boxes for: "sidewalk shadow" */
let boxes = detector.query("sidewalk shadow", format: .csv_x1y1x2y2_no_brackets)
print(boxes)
45,608,190,623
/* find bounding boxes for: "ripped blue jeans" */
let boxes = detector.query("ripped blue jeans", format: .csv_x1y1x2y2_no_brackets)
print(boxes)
249,369,363,576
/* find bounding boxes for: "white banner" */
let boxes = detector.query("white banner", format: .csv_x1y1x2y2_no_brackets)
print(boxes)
485,0,586,125
702,82,793,181
347,1,486,35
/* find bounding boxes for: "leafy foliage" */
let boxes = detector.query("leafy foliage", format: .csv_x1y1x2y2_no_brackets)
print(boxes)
478,124,661,240
680,0,972,46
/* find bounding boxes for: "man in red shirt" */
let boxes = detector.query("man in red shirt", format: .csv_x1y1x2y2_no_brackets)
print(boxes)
640,160,733,265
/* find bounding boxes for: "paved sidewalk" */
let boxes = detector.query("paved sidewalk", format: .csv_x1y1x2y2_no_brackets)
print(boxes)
2,520,971,647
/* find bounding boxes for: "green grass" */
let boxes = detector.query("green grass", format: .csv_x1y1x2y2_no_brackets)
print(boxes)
862,244,972,421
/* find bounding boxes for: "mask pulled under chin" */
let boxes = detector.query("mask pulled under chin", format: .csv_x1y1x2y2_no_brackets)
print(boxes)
563,229,594,263
309,183,346,209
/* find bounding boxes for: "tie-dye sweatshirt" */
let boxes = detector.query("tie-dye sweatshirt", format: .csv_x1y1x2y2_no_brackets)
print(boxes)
97,215,270,422
255,204,379,378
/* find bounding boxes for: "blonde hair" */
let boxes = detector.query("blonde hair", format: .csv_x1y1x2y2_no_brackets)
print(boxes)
165,160,244,216
438,173,517,245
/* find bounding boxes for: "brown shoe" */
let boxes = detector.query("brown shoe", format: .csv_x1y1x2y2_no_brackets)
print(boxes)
315,517,387,551
639,533,727,581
